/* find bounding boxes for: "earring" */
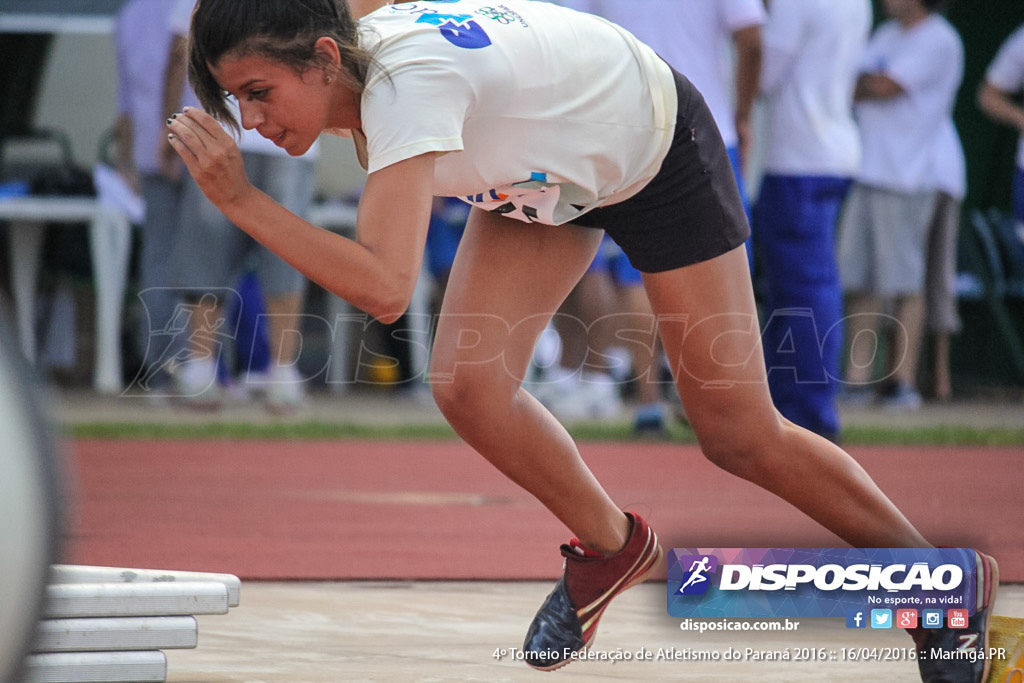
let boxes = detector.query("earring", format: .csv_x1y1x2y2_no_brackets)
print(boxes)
325,74,334,84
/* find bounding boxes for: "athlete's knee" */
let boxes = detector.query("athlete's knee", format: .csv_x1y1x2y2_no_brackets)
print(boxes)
430,368,505,425
691,414,783,480
698,436,760,478
430,374,470,420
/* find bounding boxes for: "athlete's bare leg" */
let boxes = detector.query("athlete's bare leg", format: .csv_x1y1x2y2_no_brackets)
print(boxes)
642,245,929,548
430,209,630,555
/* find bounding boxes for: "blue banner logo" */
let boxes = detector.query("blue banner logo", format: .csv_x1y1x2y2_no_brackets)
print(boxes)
667,548,979,619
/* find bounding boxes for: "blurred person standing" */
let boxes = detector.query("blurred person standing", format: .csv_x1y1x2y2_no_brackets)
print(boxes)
978,23,1024,238
113,0,185,397
921,119,966,402
752,0,872,441
161,0,319,412
838,0,964,411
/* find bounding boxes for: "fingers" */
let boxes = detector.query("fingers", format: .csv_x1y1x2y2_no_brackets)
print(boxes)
165,123,197,165
172,106,226,139
166,108,205,160
164,107,251,208
166,107,233,178
165,107,230,161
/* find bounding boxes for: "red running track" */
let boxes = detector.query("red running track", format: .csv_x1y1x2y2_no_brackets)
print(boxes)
63,440,1023,582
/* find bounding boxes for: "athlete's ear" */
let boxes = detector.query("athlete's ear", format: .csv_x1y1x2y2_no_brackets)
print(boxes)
313,36,342,75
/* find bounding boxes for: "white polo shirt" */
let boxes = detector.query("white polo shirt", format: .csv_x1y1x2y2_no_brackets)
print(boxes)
854,14,964,193
359,0,677,225
985,23,1024,168
758,0,872,177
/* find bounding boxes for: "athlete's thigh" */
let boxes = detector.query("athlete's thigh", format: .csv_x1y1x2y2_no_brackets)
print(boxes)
431,208,604,388
642,245,780,441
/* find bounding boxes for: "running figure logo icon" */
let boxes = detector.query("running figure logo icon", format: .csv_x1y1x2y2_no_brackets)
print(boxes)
676,555,718,595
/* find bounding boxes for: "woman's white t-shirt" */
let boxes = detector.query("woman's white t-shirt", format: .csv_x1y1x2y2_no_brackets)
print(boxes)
358,0,677,225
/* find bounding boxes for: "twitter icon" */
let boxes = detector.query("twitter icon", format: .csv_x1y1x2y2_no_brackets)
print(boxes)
871,609,893,629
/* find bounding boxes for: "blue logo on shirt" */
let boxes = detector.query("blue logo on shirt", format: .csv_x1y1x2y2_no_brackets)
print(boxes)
415,13,492,49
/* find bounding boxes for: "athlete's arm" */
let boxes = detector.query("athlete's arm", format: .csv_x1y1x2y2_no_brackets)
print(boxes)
167,107,434,324
732,24,763,164
854,72,904,101
158,34,188,179
977,81,1024,133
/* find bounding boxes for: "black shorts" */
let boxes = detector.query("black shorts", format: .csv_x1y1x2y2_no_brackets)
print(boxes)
571,69,750,273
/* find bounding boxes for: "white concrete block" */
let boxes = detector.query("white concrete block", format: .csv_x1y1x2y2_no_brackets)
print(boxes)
23,650,167,683
33,617,198,652
43,582,229,619
50,565,241,607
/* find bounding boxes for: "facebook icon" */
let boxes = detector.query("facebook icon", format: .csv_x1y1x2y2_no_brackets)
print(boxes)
846,609,867,629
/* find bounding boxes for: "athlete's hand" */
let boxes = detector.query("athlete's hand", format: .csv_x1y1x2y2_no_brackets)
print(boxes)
166,107,254,209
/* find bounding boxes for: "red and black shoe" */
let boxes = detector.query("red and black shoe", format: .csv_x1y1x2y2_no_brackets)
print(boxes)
522,511,663,671
909,551,999,683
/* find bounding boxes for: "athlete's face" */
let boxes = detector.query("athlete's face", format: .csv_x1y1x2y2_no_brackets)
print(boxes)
210,51,338,156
